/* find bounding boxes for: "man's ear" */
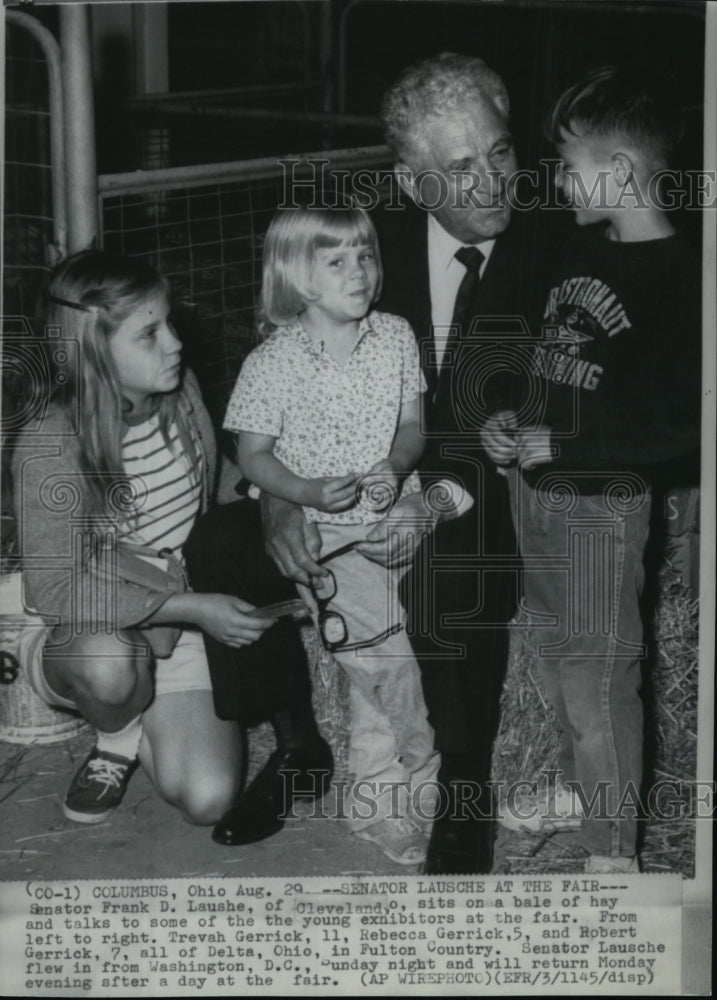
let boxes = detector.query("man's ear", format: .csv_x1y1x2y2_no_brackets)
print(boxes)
611,151,635,187
395,162,418,204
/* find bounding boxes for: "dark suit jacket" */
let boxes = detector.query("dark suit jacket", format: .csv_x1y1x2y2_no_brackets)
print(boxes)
374,199,560,620
375,198,553,433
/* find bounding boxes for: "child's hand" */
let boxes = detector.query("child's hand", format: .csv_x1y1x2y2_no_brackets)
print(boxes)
481,411,518,466
358,458,400,514
516,426,553,469
302,473,359,513
356,491,434,567
365,458,398,484
190,593,274,647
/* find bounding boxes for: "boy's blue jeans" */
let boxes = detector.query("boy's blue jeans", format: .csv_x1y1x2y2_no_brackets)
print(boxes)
507,467,652,857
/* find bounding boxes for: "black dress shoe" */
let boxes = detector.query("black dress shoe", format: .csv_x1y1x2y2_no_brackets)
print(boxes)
423,778,495,875
212,739,333,846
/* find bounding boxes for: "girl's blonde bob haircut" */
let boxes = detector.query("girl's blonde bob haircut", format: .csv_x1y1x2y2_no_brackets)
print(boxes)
258,205,383,334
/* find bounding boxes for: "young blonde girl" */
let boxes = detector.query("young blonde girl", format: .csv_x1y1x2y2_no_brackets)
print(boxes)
13,250,272,826
224,206,440,865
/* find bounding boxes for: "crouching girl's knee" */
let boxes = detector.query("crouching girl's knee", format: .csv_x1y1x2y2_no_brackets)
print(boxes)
183,782,236,825
58,631,152,707
157,777,234,826
82,661,148,706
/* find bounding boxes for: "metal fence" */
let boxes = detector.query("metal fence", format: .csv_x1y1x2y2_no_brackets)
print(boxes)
3,15,65,320
98,146,393,437
3,12,68,565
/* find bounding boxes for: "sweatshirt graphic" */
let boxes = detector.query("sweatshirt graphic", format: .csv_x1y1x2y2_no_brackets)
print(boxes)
524,224,700,478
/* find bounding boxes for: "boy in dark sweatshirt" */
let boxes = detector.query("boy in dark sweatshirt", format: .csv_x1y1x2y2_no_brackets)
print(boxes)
482,66,701,873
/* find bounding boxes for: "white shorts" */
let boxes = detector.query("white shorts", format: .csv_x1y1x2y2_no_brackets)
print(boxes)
19,625,212,711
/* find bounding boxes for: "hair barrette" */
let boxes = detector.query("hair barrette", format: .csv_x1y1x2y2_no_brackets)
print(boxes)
48,295,97,313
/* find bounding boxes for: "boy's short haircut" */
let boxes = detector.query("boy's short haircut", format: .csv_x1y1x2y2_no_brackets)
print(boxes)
547,65,684,169
258,205,383,333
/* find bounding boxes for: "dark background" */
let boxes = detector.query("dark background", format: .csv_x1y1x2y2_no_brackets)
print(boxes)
21,1,706,173
167,0,706,168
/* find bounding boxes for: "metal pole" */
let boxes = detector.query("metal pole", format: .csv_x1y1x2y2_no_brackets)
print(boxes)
337,0,362,114
5,10,67,259
129,100,381,129
134,3,169,95
60,4,98,253
131,82,324,102
97,144,392,197
133,3,170,215
318,1,335,113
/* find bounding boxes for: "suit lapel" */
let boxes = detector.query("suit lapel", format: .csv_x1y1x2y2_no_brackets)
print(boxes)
377,207,541,427
431,222,524,418
375,202,436,396
474,221,519,316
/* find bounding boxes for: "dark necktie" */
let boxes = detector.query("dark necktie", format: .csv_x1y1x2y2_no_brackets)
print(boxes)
432,245,485,411
451,245,485,333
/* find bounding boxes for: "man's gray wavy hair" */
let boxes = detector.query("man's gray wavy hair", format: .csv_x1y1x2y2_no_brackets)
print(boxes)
381,52,510,162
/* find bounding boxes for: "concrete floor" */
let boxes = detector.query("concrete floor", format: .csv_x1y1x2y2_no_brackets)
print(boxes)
2,723,643,887
0,593,425,881
0,725,417,883
0,725,693,885
0,593,692,882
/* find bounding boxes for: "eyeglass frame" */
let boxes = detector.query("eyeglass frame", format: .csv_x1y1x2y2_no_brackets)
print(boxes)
309,541,403,653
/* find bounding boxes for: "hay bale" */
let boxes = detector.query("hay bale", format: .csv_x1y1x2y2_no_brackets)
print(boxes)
303,625,350,777
492,608,562,789
245,543,698,876
641,565,698,876
491,558,699,875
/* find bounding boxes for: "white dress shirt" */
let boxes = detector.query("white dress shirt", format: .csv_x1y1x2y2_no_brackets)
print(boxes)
427,213,495,370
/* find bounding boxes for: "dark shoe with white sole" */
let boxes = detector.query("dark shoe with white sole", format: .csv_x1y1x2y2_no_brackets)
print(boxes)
63,747,136,824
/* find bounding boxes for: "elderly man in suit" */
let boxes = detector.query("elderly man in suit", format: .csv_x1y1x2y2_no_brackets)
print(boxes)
264,53,556,873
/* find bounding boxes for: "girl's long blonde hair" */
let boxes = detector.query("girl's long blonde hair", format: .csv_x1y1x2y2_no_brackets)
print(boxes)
40,250,178,522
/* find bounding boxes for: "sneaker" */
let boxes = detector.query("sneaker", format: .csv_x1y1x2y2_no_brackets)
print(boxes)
585,854,640,874
499,780,584,834
355,817,428,866
63,747,135,824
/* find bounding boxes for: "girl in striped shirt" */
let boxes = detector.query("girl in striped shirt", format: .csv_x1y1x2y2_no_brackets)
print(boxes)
13,251,274,826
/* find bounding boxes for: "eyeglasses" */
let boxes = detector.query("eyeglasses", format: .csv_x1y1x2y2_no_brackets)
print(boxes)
309,541,403,653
